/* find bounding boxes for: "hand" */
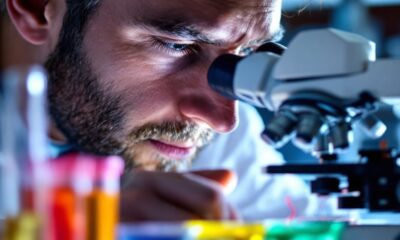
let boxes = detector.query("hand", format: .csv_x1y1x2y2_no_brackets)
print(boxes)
119,169,239,222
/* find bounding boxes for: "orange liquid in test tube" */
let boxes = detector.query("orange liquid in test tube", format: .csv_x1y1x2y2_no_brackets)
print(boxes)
43,154,92,240
85,190,119,240
85,155,123,240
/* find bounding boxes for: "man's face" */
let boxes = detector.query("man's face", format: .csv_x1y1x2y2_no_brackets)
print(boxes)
46,0,282,171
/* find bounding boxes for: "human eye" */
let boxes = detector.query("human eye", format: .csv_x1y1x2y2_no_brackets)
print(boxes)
150,37,199,57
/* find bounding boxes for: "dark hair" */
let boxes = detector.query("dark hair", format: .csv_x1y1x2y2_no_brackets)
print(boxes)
1,0,6,16
64,0,101,33
53,0,101,57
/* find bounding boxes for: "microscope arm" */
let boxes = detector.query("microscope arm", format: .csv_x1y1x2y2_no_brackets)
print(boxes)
270,59,400,111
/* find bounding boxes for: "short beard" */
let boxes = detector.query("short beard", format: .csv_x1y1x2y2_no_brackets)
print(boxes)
45,30,125,157
123,121,214,172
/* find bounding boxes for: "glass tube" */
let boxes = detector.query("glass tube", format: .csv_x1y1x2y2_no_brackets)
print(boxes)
0,66,49,240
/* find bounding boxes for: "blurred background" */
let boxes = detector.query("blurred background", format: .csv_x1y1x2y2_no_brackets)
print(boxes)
258,0,400,163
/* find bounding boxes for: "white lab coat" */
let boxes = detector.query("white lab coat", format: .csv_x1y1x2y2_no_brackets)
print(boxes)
191,103,310,221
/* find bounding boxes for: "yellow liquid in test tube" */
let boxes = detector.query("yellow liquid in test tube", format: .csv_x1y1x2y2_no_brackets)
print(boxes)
3,213,40,240
186,221,265,240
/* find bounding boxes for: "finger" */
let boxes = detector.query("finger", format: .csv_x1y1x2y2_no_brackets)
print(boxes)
119,189,201,222
189,169,238,194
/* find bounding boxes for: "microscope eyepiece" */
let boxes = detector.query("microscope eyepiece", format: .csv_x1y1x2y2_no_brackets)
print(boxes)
207,54,243,101
208,42,285,103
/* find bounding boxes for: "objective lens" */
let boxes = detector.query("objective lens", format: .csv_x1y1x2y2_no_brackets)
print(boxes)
261,110,297,148
329,121,353,150
313,133,333,156
294,113,324,149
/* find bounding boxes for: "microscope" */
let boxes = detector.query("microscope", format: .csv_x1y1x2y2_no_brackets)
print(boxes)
208,28,400,213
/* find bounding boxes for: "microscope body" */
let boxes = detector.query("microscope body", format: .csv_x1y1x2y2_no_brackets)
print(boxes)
208,28,400,212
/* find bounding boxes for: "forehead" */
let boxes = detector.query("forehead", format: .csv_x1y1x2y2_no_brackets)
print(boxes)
132,0,277,19
100,0,282,44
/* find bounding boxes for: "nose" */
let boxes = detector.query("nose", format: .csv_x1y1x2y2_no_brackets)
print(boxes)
178,93,238,133
177,50,240,133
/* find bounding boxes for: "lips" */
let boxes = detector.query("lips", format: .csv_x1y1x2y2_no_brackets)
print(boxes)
148,139,195,159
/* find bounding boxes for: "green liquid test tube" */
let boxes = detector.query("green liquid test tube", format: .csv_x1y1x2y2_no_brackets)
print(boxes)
264,222,345,240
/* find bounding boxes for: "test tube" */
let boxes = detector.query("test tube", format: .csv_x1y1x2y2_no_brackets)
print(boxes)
185,221,265,240
23,66,49,217
264,221,345,240
0,66,48,239
43,153,96,240
118,223,194,240
85,155,124,240
0,69,24,218
43,153,123,240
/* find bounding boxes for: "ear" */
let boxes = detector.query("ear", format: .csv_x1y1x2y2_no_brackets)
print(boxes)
6,0,51,45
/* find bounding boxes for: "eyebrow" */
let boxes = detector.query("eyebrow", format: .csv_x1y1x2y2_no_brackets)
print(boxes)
136,19,225,45
248,25,285,46
136,18,284,47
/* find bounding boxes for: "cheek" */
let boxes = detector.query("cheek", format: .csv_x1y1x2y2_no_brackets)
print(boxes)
97,53,191,129
92,36,186,94
119,81,177,124
83,28,201,128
